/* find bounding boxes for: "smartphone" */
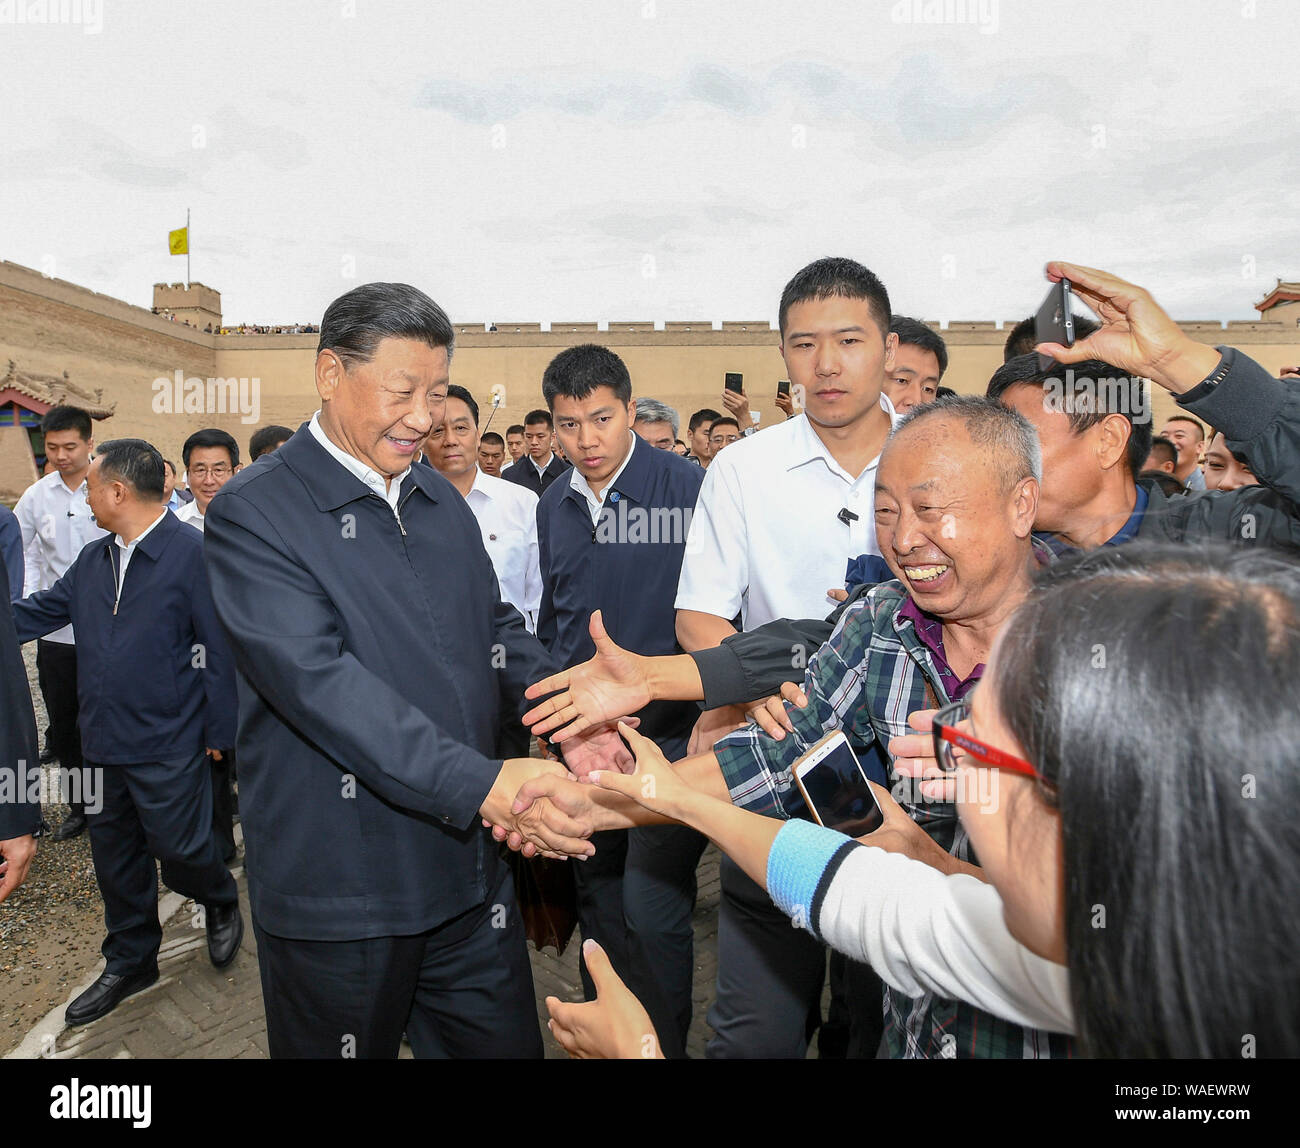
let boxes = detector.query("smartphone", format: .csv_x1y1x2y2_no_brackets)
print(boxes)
792,731,885,837
724,372,744,394
777,379,791,396
1033,278,1075,372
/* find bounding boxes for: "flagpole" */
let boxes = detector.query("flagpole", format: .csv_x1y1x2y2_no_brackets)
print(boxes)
186,207,191,286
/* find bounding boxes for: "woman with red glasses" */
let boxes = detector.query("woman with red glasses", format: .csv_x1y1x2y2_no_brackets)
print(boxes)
548,542,1299,1059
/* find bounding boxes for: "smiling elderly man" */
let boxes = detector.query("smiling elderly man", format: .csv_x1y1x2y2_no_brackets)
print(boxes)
202,282,630,1060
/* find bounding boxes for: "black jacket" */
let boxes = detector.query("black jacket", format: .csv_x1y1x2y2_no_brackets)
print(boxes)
503,454,570,497
0,588,40,840
203,425,556,941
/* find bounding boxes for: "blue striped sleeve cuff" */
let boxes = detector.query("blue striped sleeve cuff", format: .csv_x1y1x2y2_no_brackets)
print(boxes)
766,817,857,937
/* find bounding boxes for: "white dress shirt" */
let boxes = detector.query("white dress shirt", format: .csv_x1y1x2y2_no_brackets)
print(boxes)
13,470,109,644
308,411,409,515
174,497,206,531
567,431,638,526
675,399,901,631
464,468,542,632
113,509,170,597
528,453,555,481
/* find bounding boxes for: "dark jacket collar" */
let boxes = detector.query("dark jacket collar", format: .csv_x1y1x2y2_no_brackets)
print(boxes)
279,421,440,513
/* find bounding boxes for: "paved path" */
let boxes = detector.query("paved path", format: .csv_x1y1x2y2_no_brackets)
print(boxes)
10,843,726,1060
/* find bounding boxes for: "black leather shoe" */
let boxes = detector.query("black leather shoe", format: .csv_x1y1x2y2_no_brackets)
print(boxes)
51,813,87,841
206,901,243,968
65,968,159,1025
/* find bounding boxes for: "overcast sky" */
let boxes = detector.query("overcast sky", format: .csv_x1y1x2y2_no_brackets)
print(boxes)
1,0,1296,329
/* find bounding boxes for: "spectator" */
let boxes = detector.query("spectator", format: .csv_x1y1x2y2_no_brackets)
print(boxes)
13,405,107,841
672,439,688,456
162,459,188,511
477,430,507,477
706,416,742,455
1159,414,1208,491
632,398,680,450
1202,431,1259,492
534,343,705,1058
176,428,242,532
885,316,948,413
561,542,1300,1060
503,424,526,471
13,439,242,1024
249,425,293,461
1143,435,1179,475
685,408,721,466
503,409,569,496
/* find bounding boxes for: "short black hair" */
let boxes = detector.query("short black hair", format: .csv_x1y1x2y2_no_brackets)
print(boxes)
987,353,1152,477
1146,436,1178,469
41,406,92,440
688,408,722,434
480,431,505,448
317,282,455,368
889,315,949,377
96,438,165,501
936,385,957,400
541,344,633,410
182,427,241,469
708,416,741,436
162,458,177,476
1003,313,1101,362
778,256,891,339
506,424,525,437
524,409,553,430
248,425,293,461
445,384,480,427
1163,413,1205,441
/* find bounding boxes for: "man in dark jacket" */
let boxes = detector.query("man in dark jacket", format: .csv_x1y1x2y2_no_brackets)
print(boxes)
203,282,630,1059
0,570,41,903
503,408,570,495
13,439,242,1025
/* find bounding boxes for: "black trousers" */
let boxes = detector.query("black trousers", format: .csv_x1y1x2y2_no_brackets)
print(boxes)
624,823,707,1059
36,639,84,816
85,750,238,975
253,866,543,1059
210,746,237,862
573,828,632,1000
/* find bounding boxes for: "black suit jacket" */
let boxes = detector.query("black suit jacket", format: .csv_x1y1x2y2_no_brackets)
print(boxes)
203,425,557,940
503,454,570,497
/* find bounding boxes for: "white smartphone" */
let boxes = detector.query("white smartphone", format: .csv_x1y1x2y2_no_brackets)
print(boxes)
792,731,885,837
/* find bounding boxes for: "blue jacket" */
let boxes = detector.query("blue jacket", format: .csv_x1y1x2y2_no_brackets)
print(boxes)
203,424,557,941
12,510,236,764
1,504,22,602
537,436,704,761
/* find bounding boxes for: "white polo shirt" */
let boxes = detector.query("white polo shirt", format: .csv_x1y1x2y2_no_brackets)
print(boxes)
675,400,900,632
174,497,206,532
463,468,543,632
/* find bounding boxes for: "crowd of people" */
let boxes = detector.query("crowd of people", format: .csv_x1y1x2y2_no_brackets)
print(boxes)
215,323,321,335
1,256,1296,1062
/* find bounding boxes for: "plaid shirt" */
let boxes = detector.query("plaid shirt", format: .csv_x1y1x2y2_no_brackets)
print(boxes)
713,577,1074,1060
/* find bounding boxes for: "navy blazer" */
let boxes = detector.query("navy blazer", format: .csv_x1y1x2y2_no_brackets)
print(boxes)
537,436,704,762
0,587,41,839
203,424,557,941
503,454,570,497
12,511,236,764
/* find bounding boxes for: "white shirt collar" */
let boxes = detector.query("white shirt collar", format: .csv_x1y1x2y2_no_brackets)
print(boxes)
530,452,554,476
568,430,637,522
308,410,410,512
786,395,900,475
116,508,169,552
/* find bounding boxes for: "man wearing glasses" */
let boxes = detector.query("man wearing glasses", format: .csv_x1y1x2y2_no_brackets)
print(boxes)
175,429,241,534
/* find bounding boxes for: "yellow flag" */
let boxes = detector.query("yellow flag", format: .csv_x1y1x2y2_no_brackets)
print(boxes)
168,226,188,255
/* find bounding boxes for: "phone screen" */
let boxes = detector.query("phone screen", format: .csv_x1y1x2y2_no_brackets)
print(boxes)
777,379,791,395
1033,279,1075,372
725,372,744,393
799,741,884,837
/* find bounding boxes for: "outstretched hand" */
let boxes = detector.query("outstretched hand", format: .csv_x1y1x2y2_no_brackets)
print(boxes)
1035,262,1220,394
522,611,653,742
546,939,663,1059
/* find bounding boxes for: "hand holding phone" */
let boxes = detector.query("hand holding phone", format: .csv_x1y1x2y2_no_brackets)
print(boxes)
792,731,885,838
1034,277,1075,373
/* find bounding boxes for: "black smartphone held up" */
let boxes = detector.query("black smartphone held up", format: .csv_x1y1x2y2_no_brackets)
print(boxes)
1034,278,1075,373
791,732,885,838
724,372,744,394
777,378,791,396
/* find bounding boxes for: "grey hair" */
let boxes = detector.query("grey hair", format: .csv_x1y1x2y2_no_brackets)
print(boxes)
894,394,1042,491
632,397,680,439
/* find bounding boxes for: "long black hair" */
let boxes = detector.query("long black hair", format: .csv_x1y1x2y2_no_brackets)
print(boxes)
992,541,1300,1057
